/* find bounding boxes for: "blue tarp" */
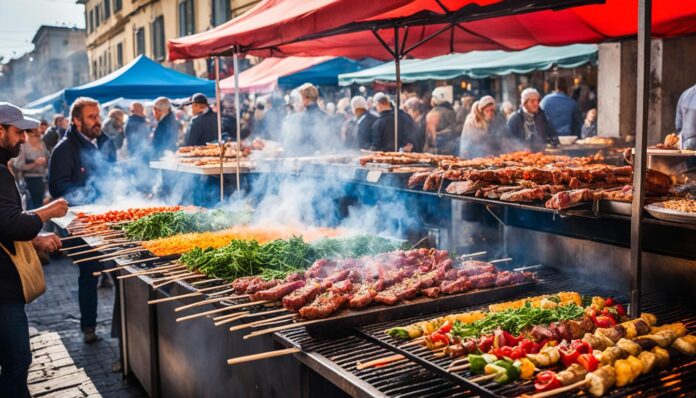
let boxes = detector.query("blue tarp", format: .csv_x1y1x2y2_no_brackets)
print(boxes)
63,55,215,105
24,89,66,112
338,45,598,85
278,57,380,88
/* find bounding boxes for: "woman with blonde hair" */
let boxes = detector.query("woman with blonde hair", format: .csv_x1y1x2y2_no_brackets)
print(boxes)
459,95,504,158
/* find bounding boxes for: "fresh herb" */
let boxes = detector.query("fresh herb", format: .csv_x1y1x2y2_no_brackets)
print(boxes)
452,303,585,338
312,235,403,259
122,209,250,241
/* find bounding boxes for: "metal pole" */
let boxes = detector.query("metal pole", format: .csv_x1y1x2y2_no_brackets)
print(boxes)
393,26,400,152
214,56,224,202
233,48,242,195
629,0,651,318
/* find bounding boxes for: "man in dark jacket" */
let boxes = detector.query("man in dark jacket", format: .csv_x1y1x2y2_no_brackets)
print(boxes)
507,88,560,151
370,92,417,152
42,115,68,153
48,97,114,344
152,97,180,159
124,102,150,158
349,96,377,150
0,102,67,397
183,93,218,146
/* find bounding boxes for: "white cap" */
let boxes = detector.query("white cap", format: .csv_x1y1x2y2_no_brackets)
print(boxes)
431,87,449,105
521,87,541,104
0,102,39,130
373,92,389,104
350,96,368,111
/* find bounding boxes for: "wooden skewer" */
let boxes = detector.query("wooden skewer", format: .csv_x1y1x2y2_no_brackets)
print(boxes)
448,363,471,372
250,318,292,328
111,256,164,268
147,284,229,304
152,274,205,289
489,257,513,264
74,247,142,264
399,336,426,348
469,373,497,383
97,248,148,262
175,300,270,322
67,241,142,257
62,242,92,251
355,354,406,370
460,251,487,258
228,314,297,332
116,264,184,280
213,311,251,326
174,294,246,312
447,357,469,369
226,347,301,366
243,318,324,339
190,278,223,286
205,288,235,297
213,307,286,322
530,380,585,398
93,264,129,276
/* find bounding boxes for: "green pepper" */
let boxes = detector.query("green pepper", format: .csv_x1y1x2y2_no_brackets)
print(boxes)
386,328,410,340
468,354,497,374
490,360,521,384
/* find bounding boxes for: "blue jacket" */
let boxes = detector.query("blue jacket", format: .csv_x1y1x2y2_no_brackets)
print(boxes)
152,111,180,158
676,84,696,150
184,108,219,146
540,92,582,136
125,114,150,156
48,126,114,206
507,108,560,151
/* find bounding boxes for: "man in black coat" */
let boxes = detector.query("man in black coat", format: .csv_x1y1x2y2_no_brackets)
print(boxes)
349,96,377,150
183,93,218,146
152,97,180,159
48,97,115,344
0,102,67,396
507,87,560,151
370,92,418,152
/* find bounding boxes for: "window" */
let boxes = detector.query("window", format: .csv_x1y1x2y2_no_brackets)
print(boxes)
114,0,122,12
89,9,94,33
104,0,111,20
92,60,97,79
151,16,165,61
178,0,195,36
107,50,112,73
95,6,100,27
116,42,123,67
212,0,230,27
135,27,146,56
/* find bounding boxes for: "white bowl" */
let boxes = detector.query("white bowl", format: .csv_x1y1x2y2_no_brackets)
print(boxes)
558,135,578,145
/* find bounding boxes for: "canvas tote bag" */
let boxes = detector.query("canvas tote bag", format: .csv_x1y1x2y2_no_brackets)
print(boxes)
0,241,46,303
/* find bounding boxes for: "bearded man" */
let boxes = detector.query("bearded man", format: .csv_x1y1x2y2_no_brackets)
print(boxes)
0,102,67,396
48,97,115,344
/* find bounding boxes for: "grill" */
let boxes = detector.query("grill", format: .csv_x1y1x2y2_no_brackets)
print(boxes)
277,268,696,398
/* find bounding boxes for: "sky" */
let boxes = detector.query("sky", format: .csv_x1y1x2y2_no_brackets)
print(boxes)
0,0,85,63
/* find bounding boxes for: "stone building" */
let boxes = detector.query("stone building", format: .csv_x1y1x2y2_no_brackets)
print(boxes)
80,0,260,80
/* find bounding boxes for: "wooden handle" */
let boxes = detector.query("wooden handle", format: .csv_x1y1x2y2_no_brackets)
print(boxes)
530,380,586,398
243,318,323,339
226,348,301,366
355,354,405,370
489,257,513,264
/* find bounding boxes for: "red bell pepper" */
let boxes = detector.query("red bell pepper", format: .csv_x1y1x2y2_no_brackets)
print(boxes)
604,297,615,307
560,347,581,367
437,320,453,334
429,332,450,346
478,335,494,353
592,315,617,328
577,353,599,372
615,303,626,317
535,371,562,392
570,340,593,355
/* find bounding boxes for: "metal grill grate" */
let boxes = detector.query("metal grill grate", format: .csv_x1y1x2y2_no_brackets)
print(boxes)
278,268,696,397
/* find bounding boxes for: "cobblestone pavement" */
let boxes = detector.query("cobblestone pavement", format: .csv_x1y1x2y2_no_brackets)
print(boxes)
25,256,147,398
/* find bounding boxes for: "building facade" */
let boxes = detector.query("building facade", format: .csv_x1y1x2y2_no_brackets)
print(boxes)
80,0,260,80
0,26,88,105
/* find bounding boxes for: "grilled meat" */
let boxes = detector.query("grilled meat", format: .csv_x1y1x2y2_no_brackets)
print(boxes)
252,280,306,301
298,287,348,319
469,272,496,289
282,280,323,311
245,279,279,294
494,271,531,287
347,280,384,309
499,187,545,202
421,287,441,298
458,260,497,276
232,276,261,294
374,278,423,305
440,276,472,294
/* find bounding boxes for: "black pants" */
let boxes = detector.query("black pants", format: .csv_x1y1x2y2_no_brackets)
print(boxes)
0,303,31,397
23,177,44,210
78,261,104,331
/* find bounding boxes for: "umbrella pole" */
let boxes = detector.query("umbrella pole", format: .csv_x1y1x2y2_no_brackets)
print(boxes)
233,48,242,195
215,56,224,202
394,26,400,152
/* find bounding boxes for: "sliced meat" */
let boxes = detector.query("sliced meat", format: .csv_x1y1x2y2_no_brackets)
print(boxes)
245,279,279,294
348,280,384,309
374,278,422,305
298,288,348,319
421,287,441,298
252,280,306,301
469,272,496,289
282,280,323,311
232,276,261,294
458,260,497,277
440,276,472,295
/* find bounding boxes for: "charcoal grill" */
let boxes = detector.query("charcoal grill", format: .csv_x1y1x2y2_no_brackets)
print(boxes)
276,268,696,398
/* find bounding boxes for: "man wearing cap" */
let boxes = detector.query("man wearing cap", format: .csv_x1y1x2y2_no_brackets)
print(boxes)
507,87,560,151
425,87,459,155
0,102,68,396
370,92,417,152
183,93,218,146
349,96,377,150
48,97,115,344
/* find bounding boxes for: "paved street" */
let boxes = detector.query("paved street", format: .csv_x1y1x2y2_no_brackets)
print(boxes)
25,256,146,398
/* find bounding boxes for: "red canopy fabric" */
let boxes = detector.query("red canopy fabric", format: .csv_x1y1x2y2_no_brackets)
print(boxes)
168,0,509,60
246,0,696,60
219,56,334,93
